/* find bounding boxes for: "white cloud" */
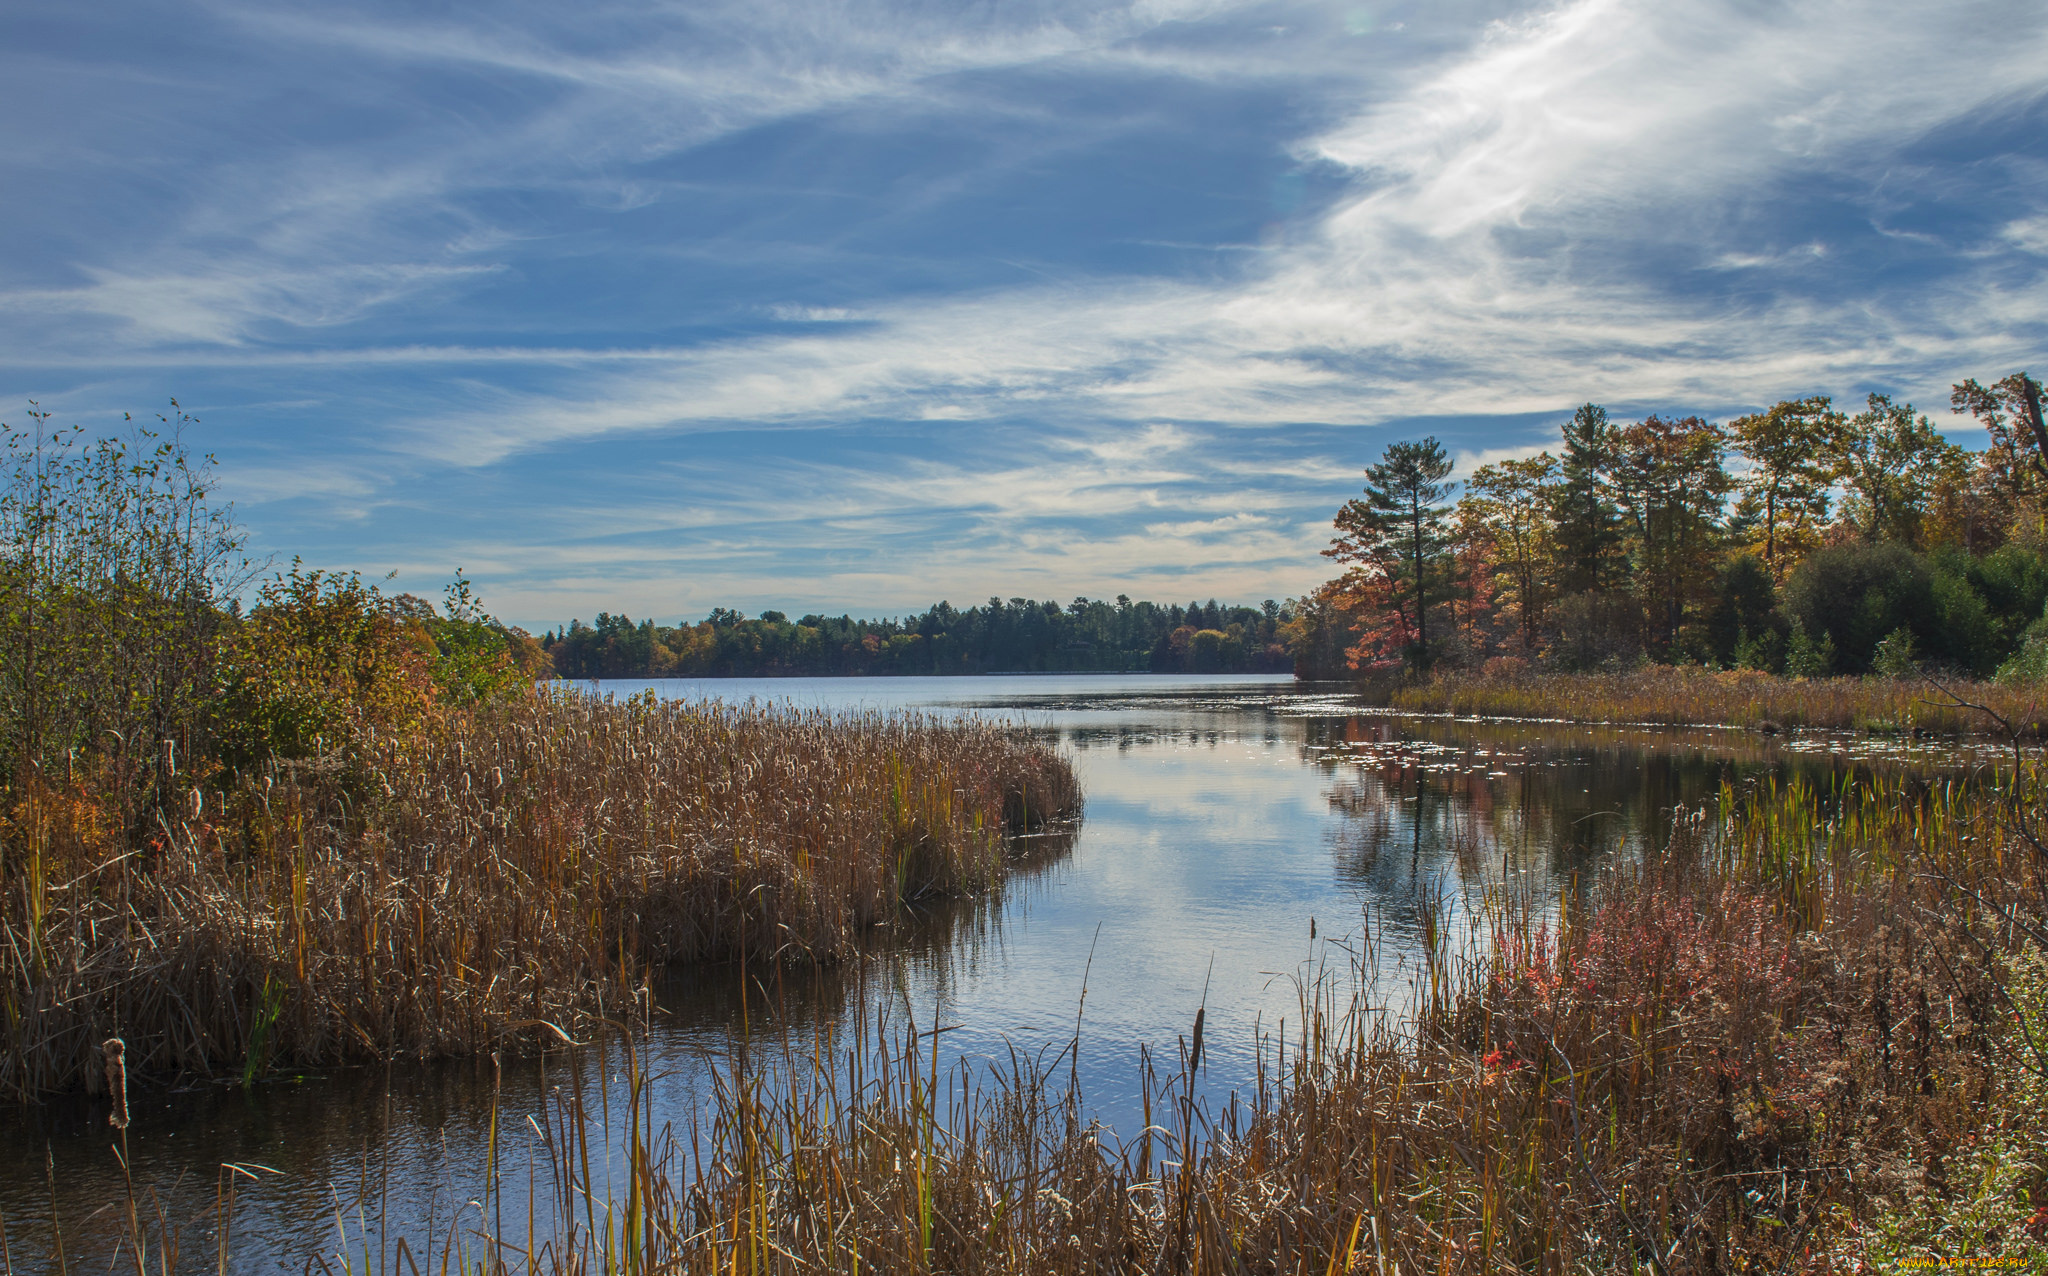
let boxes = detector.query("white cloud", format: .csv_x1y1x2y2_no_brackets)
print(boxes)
2005,215,2048,255
300,0,2045,472
768,304,862,322
1,264,498,347
1452,441,1554,477
8,0,2047,620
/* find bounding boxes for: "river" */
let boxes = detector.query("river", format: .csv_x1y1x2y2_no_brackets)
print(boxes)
0,674,1997,1271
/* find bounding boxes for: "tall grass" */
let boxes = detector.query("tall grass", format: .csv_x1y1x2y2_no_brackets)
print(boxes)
17,725,2047,1271
0,691,1078,1101
1390,664,2048,735
441,759,2044,1272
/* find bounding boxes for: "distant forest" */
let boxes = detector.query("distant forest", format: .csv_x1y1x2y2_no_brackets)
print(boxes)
543,596,1299,678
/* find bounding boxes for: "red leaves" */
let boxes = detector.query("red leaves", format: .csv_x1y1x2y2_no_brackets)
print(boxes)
1480,1041,1525,1078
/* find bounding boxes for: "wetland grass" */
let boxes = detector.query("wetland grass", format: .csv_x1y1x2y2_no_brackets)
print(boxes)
0,691,1078,1101
451,760,2046,1272
15,713,2048,1272
1389,665,2048,736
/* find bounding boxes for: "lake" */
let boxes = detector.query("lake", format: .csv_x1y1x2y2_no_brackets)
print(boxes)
0,674,1997,1271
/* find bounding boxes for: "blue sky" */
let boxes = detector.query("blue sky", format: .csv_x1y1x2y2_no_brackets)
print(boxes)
4,0,2045,630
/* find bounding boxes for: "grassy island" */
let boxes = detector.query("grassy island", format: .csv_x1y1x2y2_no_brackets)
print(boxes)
5,694,1075,1099
0,415,1077,1099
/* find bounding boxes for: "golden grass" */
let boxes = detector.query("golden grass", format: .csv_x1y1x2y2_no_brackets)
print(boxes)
17,711,2048,1273
0,691,1078,1100
447,761,2045,1273
1389,665,2048,735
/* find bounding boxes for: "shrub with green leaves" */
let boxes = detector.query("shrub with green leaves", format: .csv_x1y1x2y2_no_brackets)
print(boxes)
1784,618,1835,678
1785,541,1935,673
1997,605,2048,684
0,403,250,828
1871,625,1921,678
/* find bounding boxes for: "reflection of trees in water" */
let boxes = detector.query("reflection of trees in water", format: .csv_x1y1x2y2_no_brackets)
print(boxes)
1306,715,1879,900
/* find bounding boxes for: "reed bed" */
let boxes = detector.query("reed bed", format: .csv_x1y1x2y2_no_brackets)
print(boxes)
0,692,1079,1100
1390,665,2048,735
436,760,2044,1273
17,725,2047,1272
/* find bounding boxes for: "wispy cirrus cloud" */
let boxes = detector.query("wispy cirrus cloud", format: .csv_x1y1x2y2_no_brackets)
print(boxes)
2,0,2043,624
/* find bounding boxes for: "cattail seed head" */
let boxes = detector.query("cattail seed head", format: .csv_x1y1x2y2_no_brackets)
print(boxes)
102,1037,129,1131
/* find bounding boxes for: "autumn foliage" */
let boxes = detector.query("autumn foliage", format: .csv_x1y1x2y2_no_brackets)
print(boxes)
0,404,1074,1100
1307,375,2048,682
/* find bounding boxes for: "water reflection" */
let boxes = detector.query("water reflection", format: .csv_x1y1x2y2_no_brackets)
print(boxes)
0,676,2001,1272
0,826,1082,1275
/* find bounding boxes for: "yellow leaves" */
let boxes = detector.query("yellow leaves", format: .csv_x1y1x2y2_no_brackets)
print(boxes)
3,767,121,867
219,563,446,767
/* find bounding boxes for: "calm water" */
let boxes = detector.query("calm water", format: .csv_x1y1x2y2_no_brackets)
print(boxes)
1,675,1995,1271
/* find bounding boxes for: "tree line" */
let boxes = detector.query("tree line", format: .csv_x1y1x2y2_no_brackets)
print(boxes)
1302,372,2048,682
544,595,1298,678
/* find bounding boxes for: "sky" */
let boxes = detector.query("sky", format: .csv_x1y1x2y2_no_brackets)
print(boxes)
3,0,2045,631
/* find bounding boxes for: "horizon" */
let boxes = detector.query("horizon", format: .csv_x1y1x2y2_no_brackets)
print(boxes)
4,1,2044,632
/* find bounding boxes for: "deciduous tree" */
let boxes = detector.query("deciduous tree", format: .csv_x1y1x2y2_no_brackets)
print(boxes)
1832,394,1967,547
1462,453,1560,653
1728,396,1842,577
1952,371,2048,483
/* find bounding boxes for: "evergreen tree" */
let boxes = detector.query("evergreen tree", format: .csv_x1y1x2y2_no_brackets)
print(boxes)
1549,404,1621,594
1328,437,1458,670
1611,415,1732,653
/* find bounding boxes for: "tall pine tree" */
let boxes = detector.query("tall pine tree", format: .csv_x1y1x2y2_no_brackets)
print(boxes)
1328,438,1457,670
1550,403,1620,595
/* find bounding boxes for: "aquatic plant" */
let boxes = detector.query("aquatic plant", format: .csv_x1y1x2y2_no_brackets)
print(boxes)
14,720,2047,1274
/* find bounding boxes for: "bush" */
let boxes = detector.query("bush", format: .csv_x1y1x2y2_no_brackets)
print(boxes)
1997,603,2048,684
1870,625,1920,678
0,405,249,831
214,563,443,770
1784,542,1936,674
1964,543,2048,652
1706,553,1782,666
1784,618,1836,678
216,566,545,773
1733,626,1784,672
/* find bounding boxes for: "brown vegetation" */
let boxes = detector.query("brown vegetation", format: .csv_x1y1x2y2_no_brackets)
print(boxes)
1386,665,2048,736
1,693,1077,1100
435,758,2045,1272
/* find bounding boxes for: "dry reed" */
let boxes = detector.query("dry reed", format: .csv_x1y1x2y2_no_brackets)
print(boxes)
0,691,1079,1100
479,761,2046,1273
18,713,2048,1273
1391,665,2048,736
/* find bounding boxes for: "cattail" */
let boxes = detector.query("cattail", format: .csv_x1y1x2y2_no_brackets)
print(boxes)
103,1037,129,1131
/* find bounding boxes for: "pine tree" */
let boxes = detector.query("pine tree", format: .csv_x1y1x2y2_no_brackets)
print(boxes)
1549,404,1621,595
1327,438,1458,670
